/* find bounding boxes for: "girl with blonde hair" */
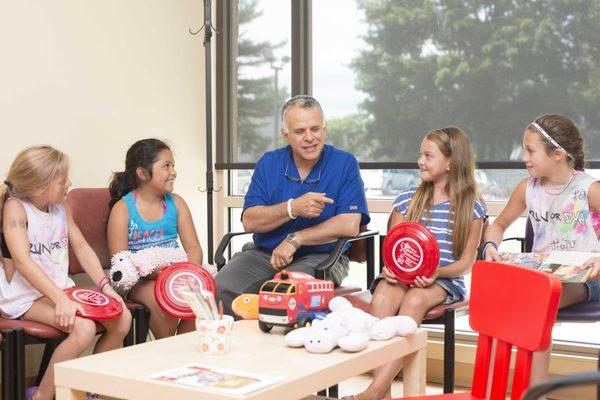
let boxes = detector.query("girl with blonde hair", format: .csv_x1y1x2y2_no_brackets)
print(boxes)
347,128,486,400
0,145,132,400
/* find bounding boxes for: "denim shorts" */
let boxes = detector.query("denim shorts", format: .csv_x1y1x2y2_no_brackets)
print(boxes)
586,280,600,302
369,275,465,305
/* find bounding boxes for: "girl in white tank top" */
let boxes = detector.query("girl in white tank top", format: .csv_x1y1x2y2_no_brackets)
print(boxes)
482,115,600,388
0,198,74,318
0,146,132,400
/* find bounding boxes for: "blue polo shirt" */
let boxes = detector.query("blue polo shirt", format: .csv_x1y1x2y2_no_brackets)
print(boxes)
243,145,370,257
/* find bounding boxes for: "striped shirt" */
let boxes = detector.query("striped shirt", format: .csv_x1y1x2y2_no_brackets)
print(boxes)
393,187,487,298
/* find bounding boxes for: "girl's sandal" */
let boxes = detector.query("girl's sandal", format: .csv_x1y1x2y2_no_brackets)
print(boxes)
25,386,38,400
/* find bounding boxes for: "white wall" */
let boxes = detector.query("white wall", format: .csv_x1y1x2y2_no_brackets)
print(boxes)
0,0,207,379
0,0,207,246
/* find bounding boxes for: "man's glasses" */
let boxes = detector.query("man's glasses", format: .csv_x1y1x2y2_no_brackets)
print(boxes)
284,158,322,184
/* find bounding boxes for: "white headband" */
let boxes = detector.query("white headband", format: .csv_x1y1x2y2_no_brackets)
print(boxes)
531,121,564,151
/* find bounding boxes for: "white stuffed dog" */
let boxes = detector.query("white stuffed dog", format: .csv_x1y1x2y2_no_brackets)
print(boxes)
285,297,417,354
109,247,217,292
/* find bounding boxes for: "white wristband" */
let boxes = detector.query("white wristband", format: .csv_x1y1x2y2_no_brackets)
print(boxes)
287,198,297,220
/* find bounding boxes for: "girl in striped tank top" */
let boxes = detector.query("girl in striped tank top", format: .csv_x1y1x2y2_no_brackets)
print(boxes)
484,114,600,386
348,128,486,400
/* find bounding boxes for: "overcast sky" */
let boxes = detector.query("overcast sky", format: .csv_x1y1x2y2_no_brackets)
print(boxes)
240,0,366,118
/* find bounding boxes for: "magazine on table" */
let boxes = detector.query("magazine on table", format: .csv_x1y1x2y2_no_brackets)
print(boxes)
149,364,285,394
498,251,596,283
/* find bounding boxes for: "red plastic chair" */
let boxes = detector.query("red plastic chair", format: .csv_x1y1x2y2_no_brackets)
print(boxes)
397,261,562,400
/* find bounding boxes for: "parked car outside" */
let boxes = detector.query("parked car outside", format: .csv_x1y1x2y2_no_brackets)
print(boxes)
381,169,420,196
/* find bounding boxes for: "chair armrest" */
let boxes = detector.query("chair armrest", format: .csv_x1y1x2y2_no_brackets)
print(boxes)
503,237,526,253
522,371,600,400
214,232,252,270
478,236,527,260
314,230,379,280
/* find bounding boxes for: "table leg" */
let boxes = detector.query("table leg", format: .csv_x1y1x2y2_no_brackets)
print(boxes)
403,346,427,397
56,386,86,399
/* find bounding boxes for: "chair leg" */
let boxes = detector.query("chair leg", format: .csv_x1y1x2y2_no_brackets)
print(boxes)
134,307,151,344
443,309,456,394
35,340,59,386
2,329,16,400
366,236,375,288
328,384,338,398
123,316,135,347
14,328,26,400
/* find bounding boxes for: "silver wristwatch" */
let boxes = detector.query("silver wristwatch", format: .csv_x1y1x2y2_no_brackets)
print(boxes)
285,233,301,250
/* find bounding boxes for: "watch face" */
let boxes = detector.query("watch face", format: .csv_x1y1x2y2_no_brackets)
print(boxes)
286,233,299,248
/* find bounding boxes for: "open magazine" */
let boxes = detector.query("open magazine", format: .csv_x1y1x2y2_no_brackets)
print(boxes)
499,251,596,283
149,364,285,395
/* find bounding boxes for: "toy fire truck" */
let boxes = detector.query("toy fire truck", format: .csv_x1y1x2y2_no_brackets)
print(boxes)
257,270,334,333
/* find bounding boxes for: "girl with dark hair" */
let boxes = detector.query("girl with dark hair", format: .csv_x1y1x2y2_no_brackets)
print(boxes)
107,139,203,338
484,114,600,385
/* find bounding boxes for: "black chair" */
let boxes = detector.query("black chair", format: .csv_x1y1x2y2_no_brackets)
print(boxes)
214,228,378,398
523,370,600,400
214,229,378,292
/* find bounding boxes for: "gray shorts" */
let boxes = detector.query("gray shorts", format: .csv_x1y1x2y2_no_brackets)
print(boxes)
586,280,600,302
215,242,350,318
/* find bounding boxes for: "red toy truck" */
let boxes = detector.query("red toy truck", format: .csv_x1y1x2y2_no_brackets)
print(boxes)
258,271,334,332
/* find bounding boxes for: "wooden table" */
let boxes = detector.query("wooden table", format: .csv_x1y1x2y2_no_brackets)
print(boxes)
55,320,427,400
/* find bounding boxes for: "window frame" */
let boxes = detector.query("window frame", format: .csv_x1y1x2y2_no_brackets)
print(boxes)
214,0,600,357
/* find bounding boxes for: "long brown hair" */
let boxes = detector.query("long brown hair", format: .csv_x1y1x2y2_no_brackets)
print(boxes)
108,138,171,209
528,114,585,171
405,127,477,258
0,145,69,234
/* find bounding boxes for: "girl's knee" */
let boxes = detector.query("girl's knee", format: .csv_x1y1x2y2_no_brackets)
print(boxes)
71,318,97,346
401,292,428,312
110,309,133,337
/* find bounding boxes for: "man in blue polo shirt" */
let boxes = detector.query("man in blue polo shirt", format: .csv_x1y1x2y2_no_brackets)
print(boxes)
216,95,370,316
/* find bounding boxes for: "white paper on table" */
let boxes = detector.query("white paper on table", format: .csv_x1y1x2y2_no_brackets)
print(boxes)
149,364,285,395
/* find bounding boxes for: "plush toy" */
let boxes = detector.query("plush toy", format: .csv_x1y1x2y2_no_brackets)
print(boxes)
232,294,259,319
284,297,417,354
110,247,218,292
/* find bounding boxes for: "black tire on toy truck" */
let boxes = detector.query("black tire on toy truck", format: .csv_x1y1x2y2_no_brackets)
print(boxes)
258,320,273,333
296,314,313,328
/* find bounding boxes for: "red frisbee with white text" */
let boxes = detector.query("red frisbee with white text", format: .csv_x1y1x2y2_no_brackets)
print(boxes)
154,262,217,319
382,222,440,285
64,287,123,320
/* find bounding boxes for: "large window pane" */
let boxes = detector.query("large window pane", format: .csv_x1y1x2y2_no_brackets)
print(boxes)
313,0,600,163
235,0,291,162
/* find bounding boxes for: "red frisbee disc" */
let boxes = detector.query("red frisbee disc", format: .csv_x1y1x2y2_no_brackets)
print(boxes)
154,262,217,319
382,222,440,285
64,287,123,320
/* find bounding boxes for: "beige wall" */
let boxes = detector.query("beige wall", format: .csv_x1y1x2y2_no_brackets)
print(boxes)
0,1,207,379
0,0,207,246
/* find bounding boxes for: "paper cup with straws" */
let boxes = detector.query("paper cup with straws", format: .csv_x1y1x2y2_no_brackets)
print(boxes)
196,315,234,354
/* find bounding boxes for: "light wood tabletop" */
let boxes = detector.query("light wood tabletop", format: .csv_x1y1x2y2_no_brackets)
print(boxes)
55,320,427,400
